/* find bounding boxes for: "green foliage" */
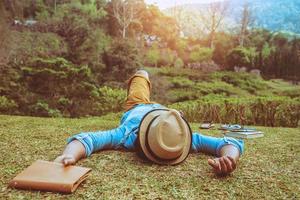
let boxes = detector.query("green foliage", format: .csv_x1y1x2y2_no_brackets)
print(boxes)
72,28,110,69
166,75,249,103
2,0,300,121
167,89,201,102
158,48,176,67
141,5,179,46
145,47,177,67
175,39,188,57
170,76,194,88
275,88,300,98
52,0,107,23
21,57,92,95
155,67,207,80
212,72,269,94
170,96,300,127
145,46,160,67
9,31,67,65
227,47,257,68
92,86,126,115
103,39,140,82
212,33,235,67
189,47,213,63
30,101,62,117
261,43,274,60
174,58,184,68
194,81,249,97
15,57,102,117
0,96,17,113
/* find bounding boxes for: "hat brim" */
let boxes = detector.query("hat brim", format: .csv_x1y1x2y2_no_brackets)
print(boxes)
138,109,192,165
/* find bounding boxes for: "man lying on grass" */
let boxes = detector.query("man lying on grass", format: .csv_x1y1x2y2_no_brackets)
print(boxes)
55,70,244,175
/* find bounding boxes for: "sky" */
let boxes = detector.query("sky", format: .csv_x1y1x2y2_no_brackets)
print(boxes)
145,0,225,9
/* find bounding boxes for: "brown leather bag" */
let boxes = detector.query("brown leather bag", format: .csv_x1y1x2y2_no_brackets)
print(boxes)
9,160,91,193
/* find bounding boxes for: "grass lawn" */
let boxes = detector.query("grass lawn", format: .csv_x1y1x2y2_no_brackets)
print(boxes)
0,114,299,199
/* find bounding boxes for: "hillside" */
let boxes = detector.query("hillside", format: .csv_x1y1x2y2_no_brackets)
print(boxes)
146,67,300,127
164,0,300,37
1,0,299,122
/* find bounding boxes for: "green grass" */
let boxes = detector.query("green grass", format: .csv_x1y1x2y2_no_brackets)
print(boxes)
144,67,300,105
0,115,299,199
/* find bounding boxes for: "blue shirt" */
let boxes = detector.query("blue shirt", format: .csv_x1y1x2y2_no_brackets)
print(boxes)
68,104,244,157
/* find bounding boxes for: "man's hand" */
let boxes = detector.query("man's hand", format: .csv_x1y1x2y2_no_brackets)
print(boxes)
208,156,237,175
54,154,76,166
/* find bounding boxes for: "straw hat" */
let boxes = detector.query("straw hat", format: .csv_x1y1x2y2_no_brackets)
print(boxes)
137,109,192,165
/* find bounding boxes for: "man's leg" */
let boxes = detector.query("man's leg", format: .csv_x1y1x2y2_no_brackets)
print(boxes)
124,70,152,111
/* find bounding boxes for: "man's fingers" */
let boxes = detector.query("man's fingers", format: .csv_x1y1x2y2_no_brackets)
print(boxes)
63,157,75,166
208,158,221,173
54,156,63,163
209,156,238,175
63,158,69,166
223,156,233,172
208,159,217,168
227,156,237,169
219,157,228,174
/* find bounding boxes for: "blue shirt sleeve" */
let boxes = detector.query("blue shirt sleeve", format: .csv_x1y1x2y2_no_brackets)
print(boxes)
67,126,126,157
191,133,244,156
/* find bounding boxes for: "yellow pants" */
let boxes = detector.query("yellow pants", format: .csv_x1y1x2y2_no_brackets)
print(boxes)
124,74,154,111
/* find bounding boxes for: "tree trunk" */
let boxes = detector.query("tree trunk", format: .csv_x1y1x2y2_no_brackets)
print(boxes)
209,31,215,49
54,0,57,13
122,26,126,38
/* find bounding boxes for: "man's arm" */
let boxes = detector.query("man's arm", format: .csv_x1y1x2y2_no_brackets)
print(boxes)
54,140,86,166
208,144,240,175
191,133,244,175
54,127,125,166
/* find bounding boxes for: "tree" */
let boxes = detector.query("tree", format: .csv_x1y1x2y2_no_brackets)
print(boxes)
103,39,140,81
238,2,254,47
0,1,11,65
227,47,257,69
169,1,184,33
198,2,229,48
111,0,141,38
141,5,179,48
212,32,235,67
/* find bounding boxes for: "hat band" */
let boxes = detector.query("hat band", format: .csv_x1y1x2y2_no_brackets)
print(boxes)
145,116,182,162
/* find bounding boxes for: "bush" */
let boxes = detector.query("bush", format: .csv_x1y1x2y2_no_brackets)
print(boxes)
103,39,140,82
30,101,62,117
156,67,207,80
170,76,194,88
92,86,126,115
212,71,269,95
167,89,201,103
174,58,184,68
226,47,257,69
0,96,18,114
158,48,176,67
21,57,93,96
276,88,300,98
169,96,300,127
195,81,249,97
189,47,213,63
9,31,67,65
145,46,160,67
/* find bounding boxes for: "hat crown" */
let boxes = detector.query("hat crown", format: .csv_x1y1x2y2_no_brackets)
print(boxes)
148,110,187,160
138,108,192,165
